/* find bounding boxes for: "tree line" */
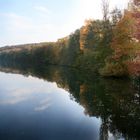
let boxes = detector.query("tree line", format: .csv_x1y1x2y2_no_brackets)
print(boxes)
0,0,140,77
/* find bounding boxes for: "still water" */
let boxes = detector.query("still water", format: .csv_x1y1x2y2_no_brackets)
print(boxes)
0,66,139,140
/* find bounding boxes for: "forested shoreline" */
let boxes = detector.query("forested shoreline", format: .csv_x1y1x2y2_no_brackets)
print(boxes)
0,0,140,77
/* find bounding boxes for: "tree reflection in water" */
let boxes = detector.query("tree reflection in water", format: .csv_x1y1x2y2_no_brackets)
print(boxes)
0,62,140,140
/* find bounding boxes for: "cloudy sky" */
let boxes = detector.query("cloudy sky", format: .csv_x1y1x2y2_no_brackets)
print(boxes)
0,0,129,47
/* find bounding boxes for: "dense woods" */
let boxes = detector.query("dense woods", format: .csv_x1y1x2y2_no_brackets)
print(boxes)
0,0,140,77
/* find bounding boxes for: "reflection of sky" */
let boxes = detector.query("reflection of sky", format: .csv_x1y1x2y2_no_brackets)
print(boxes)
34,98,51,112
0,71,101,140
0,72,62,111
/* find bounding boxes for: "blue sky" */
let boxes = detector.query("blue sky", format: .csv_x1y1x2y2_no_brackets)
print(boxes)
0,0,129,46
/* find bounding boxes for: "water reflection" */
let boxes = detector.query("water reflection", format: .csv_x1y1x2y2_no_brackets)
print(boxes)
0,63,140,140
34,98,51,112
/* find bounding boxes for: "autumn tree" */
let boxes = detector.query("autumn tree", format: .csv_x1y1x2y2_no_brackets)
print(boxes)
132,0,140,41
127,0,140,76
80,20,95,50
100,11,136,76
110,7,122,27
80,20,103,50
101,0,112,46
102,0,109,21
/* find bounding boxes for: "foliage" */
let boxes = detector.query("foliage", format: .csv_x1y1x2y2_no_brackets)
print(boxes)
0,0,140,77
101,9,138,77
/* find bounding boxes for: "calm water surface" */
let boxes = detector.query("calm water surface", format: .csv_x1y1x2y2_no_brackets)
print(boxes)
0,66,139,140
0,72,101,140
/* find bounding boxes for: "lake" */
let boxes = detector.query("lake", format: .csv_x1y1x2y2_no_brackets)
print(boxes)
0,65,139,140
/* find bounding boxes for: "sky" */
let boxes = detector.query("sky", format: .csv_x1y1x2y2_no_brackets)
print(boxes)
0,0,129,47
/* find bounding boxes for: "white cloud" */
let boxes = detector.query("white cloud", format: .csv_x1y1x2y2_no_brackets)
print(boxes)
34,6,51,14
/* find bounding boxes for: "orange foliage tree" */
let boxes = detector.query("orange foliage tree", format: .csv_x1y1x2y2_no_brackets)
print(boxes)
100,10,136,77
127,0,140,76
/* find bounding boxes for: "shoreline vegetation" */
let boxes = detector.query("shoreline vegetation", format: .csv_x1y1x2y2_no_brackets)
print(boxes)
0,0,140,78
